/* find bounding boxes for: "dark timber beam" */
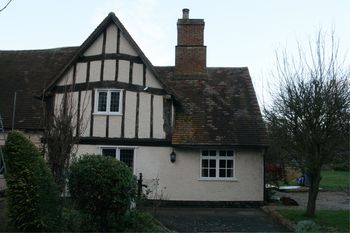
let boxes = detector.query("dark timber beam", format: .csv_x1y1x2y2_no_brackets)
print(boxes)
78,53,143,64
55,81,167,96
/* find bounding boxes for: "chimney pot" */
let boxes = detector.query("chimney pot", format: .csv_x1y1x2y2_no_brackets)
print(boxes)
182,8,189,19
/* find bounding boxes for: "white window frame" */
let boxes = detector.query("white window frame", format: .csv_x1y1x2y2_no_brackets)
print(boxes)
98,146,137,174
94,89,123,115
199,149,237,181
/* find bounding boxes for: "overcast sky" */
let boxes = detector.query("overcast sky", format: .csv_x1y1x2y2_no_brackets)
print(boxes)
0,0,349,106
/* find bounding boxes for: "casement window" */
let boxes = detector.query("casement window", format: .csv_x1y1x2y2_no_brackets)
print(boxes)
94,89,122,115
200,149,236,180
100,147,135,170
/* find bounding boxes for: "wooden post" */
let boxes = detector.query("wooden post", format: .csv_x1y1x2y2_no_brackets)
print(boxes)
137,173,143,199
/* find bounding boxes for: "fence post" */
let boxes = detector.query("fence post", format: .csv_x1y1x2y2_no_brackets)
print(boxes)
137,173,143,199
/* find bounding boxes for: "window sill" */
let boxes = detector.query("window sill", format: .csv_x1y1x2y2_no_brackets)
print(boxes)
93,112,122,116
198,177,238,182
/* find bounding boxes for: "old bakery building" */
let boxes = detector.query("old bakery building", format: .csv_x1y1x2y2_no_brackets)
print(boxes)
0,9,268,204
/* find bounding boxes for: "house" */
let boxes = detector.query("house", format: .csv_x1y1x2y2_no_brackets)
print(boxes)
0,9,268,205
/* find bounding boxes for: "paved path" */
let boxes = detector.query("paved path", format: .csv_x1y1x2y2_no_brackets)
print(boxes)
150,207,290,232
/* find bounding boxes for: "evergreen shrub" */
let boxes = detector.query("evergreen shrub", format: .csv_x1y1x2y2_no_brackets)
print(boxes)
68,154,137,231
4,131,60,231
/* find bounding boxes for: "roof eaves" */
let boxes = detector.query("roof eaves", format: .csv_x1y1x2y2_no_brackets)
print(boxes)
172,143,269,149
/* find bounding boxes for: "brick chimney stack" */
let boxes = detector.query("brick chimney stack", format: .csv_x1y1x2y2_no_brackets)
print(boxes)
175,9,207,77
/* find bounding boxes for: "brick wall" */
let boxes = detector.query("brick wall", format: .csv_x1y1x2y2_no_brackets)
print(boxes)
175,18,207,76
177,24,204,46
175,46,206,75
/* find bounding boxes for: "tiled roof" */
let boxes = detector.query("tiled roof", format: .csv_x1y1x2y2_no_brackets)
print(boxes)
156,66,268,147
0,47,78,130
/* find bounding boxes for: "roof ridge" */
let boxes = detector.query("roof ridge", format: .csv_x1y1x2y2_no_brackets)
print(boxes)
0,46,79,53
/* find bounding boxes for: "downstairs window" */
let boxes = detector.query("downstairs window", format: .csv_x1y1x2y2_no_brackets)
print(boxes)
100,147,135,170
200,149,235,180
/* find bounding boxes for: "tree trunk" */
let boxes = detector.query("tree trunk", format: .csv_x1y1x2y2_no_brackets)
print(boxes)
305,171,321,217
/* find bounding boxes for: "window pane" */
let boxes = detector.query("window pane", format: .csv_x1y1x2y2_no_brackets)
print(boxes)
219,160,226,168
219,169,226,177
98,92,107,112
219,150,226,157
202,159,208,168
209,169,216,177
110,91,120,112
202,168,208,177
209,159,216,168
200,150,234,179
120,149,134,169
209,150,216,156
102,148,116,158
227,169,233,177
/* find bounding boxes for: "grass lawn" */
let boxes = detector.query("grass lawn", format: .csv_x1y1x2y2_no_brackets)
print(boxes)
277,209,350,232
320,170,349,191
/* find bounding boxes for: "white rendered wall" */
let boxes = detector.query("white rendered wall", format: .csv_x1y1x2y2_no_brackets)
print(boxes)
105,24,118,53
132,63,143,86
74,145,264,202
124,91,136,138
89,61,101,82
93,115,106,137
138,93,151,138
146,68,162,88
152,95,165,139
119,34,137,56
103,60,116,81
118,60,129,83
84,34,103,56
109,116,122,137
79,90,92,137
75,62,87,84
57,67,74,86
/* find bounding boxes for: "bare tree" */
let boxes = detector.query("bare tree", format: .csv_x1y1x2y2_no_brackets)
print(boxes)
265,30,350,217
0,0,13,13
42,87,89,194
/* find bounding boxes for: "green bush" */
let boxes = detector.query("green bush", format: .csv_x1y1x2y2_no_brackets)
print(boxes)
61,207,84,232
68,154,137,231
4,131,61,231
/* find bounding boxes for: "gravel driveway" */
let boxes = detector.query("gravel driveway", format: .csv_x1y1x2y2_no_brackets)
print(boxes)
275,191,350,210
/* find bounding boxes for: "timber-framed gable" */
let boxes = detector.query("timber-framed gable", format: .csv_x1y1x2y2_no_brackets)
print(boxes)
43,13,175,145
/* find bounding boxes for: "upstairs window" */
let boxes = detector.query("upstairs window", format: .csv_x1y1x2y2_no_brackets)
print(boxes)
94,89,122,115
200,149,235,180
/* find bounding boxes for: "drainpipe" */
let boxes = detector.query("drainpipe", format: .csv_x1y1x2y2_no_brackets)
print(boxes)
12,91,17,130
